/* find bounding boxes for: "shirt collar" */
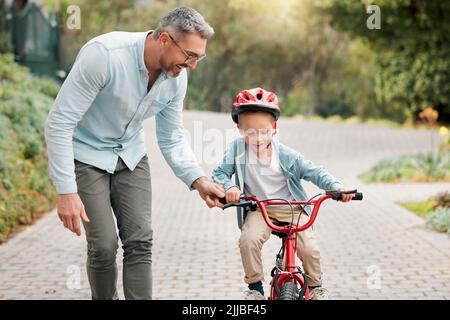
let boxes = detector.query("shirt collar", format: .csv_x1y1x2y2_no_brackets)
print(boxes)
138,30,153,72
138,30,169,81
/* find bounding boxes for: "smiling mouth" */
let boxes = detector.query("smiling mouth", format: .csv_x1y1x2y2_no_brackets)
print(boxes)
253,142,271,149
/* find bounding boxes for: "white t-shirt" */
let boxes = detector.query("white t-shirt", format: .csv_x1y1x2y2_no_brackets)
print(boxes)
244,144,294,209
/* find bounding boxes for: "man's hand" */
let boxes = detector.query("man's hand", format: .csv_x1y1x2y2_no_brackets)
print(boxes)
192,177,225,208
338,188,356,203
225,186,242,204
57,193,90,236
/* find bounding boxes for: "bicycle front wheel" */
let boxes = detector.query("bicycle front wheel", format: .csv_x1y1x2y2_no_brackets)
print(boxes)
278,282,299,300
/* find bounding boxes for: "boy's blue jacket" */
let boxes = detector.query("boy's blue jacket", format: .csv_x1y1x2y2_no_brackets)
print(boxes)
211,137,342,226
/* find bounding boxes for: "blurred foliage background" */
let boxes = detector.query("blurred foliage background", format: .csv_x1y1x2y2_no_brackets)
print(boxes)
0,0,449,241
38,0,450,124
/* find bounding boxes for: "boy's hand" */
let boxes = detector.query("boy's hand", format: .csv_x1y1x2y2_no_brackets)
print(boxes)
226,186,242,203
339,188,356,202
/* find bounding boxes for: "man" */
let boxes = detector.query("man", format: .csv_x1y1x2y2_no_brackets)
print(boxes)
45,7,225,300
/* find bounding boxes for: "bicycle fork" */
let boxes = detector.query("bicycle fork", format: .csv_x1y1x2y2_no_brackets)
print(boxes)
270,232,310,300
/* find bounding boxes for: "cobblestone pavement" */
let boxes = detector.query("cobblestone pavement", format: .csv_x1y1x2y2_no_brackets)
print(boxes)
0,110,448,300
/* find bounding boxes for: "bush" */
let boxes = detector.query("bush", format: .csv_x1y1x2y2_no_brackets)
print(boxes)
359,150,450,183
316,97,355,119
0,54,58,243
426,208,450,234
434,191,450,208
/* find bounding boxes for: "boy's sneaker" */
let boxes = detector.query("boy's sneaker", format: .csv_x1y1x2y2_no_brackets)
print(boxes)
309,287,330,300
243,289,266,300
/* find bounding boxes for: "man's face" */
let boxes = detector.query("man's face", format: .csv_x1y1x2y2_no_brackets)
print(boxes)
158,31,207,78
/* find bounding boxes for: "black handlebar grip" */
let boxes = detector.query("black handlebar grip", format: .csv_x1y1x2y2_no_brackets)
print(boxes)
352,192,363,200
219,197,227,205
333,191,364,201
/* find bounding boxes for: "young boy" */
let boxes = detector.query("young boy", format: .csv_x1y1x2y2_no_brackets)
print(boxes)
212,88,355,300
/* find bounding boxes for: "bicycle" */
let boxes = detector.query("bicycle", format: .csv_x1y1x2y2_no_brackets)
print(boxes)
219,189,363,300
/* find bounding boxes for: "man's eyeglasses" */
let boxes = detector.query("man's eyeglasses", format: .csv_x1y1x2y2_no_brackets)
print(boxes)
167,33,206,65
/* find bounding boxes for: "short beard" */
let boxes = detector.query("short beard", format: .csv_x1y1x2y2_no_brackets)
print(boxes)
159,56,172,77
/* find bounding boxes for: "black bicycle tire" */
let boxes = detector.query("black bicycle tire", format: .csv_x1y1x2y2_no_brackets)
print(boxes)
278,282,299,300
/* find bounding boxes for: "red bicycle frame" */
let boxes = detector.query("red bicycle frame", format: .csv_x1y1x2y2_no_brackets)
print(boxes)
220,189,362,300
244,194,334,300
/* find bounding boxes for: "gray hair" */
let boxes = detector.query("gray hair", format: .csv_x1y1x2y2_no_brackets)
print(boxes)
153,7,214,40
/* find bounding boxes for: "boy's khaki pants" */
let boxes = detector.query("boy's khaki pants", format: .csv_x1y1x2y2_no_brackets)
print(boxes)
239,207,322,287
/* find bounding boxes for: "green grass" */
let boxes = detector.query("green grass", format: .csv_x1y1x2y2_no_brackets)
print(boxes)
400,200,436,218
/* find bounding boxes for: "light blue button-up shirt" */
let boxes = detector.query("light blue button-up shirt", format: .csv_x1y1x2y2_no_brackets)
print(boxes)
45,30,205,194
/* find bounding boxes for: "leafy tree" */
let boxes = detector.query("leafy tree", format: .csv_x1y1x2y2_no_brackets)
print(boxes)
318,0,450,122
48,0,443,123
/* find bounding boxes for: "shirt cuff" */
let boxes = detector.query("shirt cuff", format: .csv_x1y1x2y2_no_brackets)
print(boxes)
186,168,207,191
54,181,78,194
225,184,239,191
330,182,343,191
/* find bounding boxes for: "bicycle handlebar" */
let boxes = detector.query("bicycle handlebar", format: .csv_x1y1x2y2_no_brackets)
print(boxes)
325,189,363,201
219,190,363,234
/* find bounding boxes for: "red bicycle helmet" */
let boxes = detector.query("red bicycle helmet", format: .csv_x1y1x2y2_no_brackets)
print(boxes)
231,87,280,124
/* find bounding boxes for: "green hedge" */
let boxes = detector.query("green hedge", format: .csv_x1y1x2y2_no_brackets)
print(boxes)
401,192,450,235
359,150,450,183
0,54,58,243
426,208,450,235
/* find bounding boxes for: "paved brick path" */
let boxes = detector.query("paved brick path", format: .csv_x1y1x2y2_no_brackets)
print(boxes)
0,110,448,300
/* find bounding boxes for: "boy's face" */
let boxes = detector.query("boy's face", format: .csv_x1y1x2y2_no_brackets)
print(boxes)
237,111,276,153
